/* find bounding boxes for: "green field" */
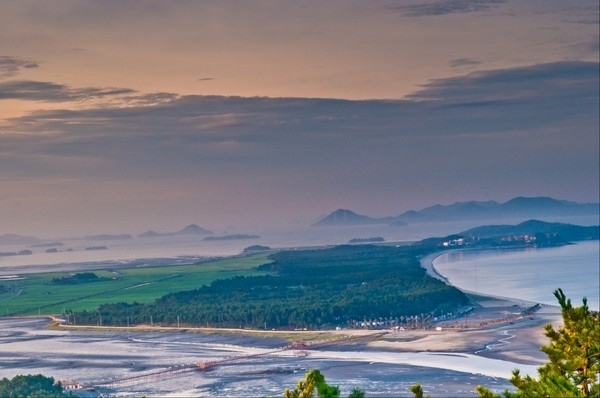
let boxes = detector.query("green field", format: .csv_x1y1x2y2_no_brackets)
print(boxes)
0,254,272,316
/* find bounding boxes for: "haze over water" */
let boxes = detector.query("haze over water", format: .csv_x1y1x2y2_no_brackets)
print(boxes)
433,241,600,311
2,217,598,312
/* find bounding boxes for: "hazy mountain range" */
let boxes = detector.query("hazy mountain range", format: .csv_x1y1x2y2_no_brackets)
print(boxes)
0,224,213,246
138,224,213,238
2,197,598,246
313,197,599,226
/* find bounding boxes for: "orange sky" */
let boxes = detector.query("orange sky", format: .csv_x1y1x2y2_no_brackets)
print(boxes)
1,0,598,237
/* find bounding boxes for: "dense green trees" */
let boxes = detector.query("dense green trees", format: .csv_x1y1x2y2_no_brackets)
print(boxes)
0,374,68,398
73,244,468,329
283,370,365,398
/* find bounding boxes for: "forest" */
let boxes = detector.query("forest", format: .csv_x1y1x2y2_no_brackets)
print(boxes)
72,243,469,329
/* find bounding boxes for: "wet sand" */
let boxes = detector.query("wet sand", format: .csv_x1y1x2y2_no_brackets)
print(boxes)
414,252,561,364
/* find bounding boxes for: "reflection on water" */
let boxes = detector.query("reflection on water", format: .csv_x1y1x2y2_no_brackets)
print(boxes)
433,241,599,310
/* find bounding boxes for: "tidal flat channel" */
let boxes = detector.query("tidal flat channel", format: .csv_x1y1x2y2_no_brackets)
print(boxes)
0,317,520,397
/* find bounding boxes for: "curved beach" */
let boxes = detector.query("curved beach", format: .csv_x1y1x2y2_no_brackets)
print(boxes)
406,251,562,366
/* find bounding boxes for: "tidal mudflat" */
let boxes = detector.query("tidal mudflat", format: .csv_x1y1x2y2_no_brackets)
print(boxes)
0,308,550,397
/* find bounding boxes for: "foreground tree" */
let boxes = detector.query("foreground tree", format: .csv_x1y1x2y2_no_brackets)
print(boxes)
413,289,599,397
348,388,366,398
0,374,68,398
477,288,599,397
283,369,345,398
410,384,431,398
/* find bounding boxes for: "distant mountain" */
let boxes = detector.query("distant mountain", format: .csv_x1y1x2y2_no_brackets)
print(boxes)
313,209,393,226
315,197,599,227
138,224,212,238
0,234,40,246
393,197,598,224
460,219,599,242
177,224,212,235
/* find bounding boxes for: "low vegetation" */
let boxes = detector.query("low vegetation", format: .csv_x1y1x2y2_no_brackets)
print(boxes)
0,254,271,315
71,244,468,329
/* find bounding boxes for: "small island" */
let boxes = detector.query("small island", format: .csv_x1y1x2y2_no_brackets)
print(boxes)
203,234,260,241
349,237,385,244
84,246,108,251
242,245,271,253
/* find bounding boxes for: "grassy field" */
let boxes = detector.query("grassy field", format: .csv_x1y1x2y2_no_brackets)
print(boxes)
0,253,272,316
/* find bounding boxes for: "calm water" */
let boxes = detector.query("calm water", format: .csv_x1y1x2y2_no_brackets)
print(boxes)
2,215,597,271
433,241,600,311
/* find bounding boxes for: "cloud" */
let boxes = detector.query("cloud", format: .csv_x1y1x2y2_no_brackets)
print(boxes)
0,61,597,234
0,56,39,79
5,62,598,140
409,61,598,103
389,0,505,17
0,61,595,195
449,58,481,69
197,77,216,81
3,61,597,170
0,80,137,102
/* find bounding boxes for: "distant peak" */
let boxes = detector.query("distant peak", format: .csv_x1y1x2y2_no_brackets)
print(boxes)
176,224,212,235
313,209,390,226
138,224,212,238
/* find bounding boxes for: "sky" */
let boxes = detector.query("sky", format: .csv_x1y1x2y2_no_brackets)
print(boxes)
0,0,598,238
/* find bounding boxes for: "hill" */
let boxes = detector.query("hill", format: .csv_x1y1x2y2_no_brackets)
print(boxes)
139,224,212,238
313,209,392,226
393,197,599,223
460,219,599,242
314,197,599,226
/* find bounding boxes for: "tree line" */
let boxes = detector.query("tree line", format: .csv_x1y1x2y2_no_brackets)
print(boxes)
71,244,469,329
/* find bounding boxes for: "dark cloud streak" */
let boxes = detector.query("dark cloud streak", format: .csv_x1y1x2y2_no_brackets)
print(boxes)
0,56,39,79
0,80,137,102
389,0,505,17
449,58,481,68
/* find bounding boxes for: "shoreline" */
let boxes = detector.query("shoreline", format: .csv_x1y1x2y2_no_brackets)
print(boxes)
414,250,561,366
421,250,544,307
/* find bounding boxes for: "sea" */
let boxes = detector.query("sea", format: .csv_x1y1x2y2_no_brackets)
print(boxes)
1,215,596,271
0,216,598,397
432,240,599,311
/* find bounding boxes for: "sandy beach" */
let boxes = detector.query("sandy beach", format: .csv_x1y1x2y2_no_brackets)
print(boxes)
397,252,563,366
